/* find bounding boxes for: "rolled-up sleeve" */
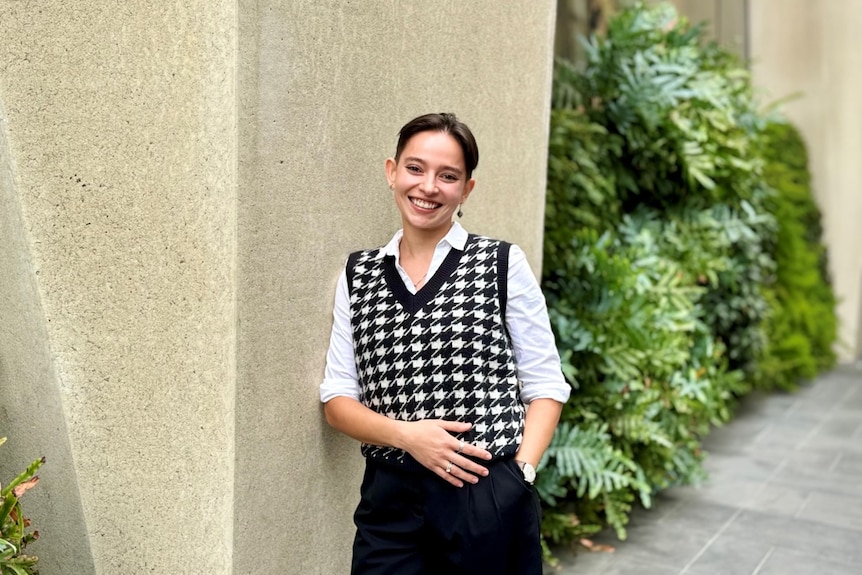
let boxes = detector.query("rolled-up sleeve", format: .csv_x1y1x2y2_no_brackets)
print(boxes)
506,245,571,404
320,269,361,403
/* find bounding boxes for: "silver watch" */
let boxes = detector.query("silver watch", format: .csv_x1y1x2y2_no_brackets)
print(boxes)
516,460,536,484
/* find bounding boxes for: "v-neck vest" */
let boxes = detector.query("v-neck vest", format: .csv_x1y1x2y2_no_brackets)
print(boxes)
346,234,524,464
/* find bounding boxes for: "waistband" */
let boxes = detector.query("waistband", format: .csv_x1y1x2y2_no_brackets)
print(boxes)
365,451,515,475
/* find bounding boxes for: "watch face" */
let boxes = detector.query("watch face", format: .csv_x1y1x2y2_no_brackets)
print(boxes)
523,463,536,484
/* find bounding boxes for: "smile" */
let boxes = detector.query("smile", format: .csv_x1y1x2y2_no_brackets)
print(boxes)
410,197,442,210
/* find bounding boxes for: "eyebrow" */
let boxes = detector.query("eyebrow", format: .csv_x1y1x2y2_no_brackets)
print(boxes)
402,156,464,175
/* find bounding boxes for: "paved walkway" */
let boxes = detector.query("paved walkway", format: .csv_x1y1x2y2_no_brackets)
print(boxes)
547,364,862,574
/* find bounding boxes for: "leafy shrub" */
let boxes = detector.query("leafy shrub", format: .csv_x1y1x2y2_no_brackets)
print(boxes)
540,1,779,544
755,122,838,389
1,438,43,575
540,212,746,542
541,1,838,554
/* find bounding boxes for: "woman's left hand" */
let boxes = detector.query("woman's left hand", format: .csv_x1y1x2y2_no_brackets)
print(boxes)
396,419,492,488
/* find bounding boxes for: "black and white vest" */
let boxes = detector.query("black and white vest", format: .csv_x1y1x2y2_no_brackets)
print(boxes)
347,234,525,464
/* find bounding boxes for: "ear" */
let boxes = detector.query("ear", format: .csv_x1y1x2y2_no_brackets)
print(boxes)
461,177,476,203
385,157,397,188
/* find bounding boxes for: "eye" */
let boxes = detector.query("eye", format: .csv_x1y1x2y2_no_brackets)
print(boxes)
441,173,459,182
406,165,422,173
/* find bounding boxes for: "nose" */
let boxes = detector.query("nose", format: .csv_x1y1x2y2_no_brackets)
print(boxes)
420,173,437,194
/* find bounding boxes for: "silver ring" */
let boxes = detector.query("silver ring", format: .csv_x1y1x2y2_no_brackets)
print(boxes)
445,461,453,473
457,440,465,453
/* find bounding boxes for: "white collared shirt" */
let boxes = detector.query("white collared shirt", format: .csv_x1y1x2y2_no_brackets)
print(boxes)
320,222,571,405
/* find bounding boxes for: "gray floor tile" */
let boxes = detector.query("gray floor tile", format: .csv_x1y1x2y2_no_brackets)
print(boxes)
594,521,717,567
700,452,782,482
683,533,773,575
744,483,809,517
842,392,862,411
589,561,681,575
548,560,679,575
549,367,862,575
672,477,766,509
834,452,862,476
750,419,820,450
780,449,843,473
756,546,862,575
812,413,862,438
770,465,862,499
800,434,862,455
796,491,862,531
547,509,723,573
722,509,862,565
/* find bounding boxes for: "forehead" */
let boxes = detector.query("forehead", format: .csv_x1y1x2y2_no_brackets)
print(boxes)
401,131,466,168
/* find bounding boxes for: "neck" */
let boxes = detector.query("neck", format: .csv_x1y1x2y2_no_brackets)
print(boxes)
400,222,453,258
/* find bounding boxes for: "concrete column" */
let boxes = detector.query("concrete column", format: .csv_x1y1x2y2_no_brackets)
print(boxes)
0,2,238,573
1,1,558,573
234,2,557,572
1,94,95,574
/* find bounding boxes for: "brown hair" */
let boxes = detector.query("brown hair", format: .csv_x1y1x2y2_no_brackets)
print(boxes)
394,113,479,178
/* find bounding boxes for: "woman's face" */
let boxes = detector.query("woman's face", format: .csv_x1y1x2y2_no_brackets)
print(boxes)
385,130,475,236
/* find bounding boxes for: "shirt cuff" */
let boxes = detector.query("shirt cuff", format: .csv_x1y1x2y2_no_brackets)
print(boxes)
320,378,361,403
520,380,571,404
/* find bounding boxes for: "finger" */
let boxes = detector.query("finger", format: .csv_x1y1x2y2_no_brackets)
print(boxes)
438,463,465,488
449,463,482,485
436,420,472,433
458,442,493,461
451,454,489,478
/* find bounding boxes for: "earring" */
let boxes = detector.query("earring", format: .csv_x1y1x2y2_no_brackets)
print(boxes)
457,205,463,218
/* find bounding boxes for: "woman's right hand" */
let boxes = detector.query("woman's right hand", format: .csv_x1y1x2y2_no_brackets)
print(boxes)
397,420,493,487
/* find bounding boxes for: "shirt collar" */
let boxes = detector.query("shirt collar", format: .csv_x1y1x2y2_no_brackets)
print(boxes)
378,222,468,259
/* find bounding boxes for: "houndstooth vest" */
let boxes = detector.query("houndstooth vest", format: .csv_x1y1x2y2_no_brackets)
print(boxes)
347,234,525,464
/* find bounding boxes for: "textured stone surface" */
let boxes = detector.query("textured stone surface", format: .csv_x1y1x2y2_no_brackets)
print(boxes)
0,2,237,573
0,93,96,575
234,2,557,573
1,1,556,573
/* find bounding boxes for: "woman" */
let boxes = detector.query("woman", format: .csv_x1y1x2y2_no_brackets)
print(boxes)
320,113,570,574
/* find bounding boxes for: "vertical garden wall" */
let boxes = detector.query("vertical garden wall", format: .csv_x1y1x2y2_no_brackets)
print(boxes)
539,3,837,550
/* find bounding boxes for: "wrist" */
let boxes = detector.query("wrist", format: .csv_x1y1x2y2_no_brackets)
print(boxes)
391,419,412,451
514,454,538,468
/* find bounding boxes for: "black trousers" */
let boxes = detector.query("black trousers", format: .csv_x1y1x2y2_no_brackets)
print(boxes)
351,456,543,575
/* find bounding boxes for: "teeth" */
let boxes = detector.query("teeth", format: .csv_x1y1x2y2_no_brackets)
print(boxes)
411,198,440,209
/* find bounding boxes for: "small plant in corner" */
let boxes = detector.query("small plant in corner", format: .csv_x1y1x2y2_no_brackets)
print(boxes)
1,437,44,575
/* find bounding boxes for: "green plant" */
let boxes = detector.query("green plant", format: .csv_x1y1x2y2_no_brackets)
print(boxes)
540,217,742,540
755,121,837,389
541,1,837,554
568,2,776,375
541,1,776,545
1,438,43,575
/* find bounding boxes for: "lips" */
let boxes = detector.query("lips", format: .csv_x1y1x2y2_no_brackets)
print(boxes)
410,197,441,210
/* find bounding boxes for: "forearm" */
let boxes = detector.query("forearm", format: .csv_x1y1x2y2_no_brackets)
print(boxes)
324,396,407,449
515,398,564,468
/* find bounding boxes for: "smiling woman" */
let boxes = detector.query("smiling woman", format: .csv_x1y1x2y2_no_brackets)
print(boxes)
319,113,571,574
386,129,475,285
